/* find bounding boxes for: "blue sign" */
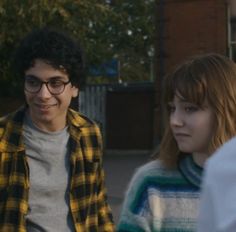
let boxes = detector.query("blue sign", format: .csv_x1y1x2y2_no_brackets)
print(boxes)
89,59,119,78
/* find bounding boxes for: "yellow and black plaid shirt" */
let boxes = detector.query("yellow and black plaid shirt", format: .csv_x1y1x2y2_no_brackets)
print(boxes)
0,106,115,232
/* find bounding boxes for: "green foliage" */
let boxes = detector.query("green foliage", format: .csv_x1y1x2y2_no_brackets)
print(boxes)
0,0,155,96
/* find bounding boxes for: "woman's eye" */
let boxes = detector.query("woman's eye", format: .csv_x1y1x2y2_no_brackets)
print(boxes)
185,106,198,112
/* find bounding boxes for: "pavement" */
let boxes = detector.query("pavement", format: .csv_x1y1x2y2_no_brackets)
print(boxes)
103,151,150,225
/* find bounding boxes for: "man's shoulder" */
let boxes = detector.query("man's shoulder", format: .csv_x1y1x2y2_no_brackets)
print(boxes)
0,115,9,136
0,111,16,131
0,105,25,132
68,109,102,143
0,114,10,126
68,108,98,128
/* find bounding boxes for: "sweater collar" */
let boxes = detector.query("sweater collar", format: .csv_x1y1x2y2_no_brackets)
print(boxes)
178,155,203,188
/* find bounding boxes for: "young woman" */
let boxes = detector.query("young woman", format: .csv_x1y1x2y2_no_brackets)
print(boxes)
117,53,236,232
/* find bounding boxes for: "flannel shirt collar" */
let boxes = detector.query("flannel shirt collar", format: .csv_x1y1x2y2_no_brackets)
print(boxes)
67,108,94,129
0,106,92,153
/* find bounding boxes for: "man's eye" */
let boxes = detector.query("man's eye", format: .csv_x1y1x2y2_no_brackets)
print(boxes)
26,79,40,86
49,80,63,87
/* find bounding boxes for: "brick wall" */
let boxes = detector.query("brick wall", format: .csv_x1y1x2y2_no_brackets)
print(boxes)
154,0,228,141
157,0,227,72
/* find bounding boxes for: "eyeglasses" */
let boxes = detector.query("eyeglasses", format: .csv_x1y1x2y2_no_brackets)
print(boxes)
24,76,71,95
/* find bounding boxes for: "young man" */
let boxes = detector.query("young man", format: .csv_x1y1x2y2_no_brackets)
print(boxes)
0,28,114,231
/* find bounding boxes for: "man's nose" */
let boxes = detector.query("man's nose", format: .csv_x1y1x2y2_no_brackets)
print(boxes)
37,83,52,98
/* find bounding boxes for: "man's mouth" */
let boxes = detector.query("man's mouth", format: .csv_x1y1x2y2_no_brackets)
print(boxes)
36,104,56,109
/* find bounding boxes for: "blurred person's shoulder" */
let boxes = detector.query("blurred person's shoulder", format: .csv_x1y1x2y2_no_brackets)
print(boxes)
205,136,236,178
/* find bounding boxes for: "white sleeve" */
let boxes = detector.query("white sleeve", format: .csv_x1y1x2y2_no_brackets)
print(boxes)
197,169,216,232
197,137,236,232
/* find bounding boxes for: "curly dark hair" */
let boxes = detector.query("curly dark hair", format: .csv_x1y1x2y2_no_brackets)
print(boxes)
13,27,86,88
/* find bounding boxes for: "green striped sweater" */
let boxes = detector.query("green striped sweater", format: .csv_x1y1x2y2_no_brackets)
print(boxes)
117,155,202,232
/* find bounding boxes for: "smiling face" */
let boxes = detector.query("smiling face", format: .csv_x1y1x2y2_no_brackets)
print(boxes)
169,94,215,165
24,59,78,132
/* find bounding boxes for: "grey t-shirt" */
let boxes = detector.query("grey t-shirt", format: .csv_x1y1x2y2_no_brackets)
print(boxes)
23,115,74,231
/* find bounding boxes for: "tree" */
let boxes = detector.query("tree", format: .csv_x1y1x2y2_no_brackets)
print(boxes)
108,0,155,82
0,0,155,96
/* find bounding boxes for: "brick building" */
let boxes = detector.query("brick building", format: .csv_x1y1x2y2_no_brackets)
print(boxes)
154,0,229,142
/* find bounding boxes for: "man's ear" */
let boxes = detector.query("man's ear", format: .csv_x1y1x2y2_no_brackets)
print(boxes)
72,86,79,98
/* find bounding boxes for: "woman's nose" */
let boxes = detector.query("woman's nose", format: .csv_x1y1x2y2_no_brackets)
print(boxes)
170,110,184,127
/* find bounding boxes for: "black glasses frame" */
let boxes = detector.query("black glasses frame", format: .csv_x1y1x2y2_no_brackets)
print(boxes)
24,78,71,95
